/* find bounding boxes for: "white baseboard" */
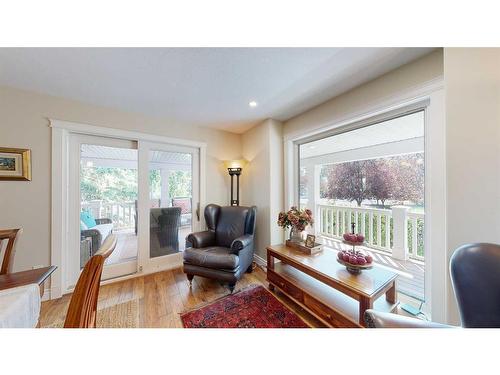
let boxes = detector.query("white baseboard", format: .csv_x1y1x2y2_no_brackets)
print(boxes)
42,286,60,302
254,254,267,269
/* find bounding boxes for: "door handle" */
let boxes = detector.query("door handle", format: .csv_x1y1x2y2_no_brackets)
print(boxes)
196,202,200,221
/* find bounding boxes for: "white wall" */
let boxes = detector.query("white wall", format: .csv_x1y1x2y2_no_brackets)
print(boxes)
241,119,284,259
444,48,500,324
0,85,242,273
284,50,444,139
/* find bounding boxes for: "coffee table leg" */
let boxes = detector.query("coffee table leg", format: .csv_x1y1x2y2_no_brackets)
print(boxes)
267,251,275,291
267,252,274,271
359,297,373,326
386,281,396,304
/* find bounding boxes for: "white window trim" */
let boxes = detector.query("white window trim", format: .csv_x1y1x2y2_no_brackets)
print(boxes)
50,119,207,299
283,77,448,323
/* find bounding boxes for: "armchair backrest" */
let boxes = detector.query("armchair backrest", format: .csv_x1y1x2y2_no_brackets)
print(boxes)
204,204,256,248
450,243,500,327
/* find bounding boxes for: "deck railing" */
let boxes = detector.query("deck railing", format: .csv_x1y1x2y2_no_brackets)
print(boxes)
82,200,136,230
317,204,424,261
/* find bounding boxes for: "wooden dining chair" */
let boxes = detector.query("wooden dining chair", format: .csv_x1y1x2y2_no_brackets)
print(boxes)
0,228,22,275
63,234,117,328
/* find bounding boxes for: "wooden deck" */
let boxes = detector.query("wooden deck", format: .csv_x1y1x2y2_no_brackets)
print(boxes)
320,236,425,302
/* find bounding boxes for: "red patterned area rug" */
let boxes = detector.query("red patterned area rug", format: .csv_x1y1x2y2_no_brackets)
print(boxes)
181,285,309,328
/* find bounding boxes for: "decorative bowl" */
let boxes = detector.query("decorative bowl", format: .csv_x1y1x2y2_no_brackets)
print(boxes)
337,257,373,274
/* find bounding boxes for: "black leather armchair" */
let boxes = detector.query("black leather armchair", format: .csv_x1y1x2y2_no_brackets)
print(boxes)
183,204,257,293
365,243,500,328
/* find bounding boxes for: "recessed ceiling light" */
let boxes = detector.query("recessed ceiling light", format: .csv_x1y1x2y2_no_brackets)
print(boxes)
249,101,258,108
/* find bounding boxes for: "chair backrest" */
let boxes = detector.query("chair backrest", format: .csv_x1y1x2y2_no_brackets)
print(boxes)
159,207,182,228
450,243,500,327
64,234,117,328
0,228,22,275
204,204,257,248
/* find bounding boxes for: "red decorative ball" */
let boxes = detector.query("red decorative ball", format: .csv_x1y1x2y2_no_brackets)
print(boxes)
357,257,367,265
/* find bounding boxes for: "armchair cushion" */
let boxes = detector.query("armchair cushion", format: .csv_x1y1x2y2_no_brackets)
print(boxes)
80,211,97,228
364,310,452,328
215,206,249,247
183,246,239,271
187,230,216,248
231,234,253,253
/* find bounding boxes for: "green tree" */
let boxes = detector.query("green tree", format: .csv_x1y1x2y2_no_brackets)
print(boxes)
81,167,138,202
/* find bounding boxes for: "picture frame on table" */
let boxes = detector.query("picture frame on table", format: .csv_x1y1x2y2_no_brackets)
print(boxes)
305,234,316,248
0,147,32,181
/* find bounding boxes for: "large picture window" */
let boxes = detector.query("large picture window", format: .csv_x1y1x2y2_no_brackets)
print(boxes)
298,110,426,311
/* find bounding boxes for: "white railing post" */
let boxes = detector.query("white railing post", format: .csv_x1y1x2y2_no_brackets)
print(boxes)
391,205,410,260
87,200,103,219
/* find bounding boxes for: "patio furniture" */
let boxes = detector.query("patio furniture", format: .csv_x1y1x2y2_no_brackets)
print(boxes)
134,199,161,235
0,228,21,275
172,197,192,226
365,243,500,328
80,236,93,269
81,217,113,255
64,235,116,328
183,204,257,293
150,207,181,255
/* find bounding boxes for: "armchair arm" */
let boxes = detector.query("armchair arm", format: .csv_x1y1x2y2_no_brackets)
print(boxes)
95,218,112,225
231,234,253,254
364,310,453,328
187,230,216,248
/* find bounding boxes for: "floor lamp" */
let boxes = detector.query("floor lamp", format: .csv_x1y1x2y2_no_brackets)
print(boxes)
224,159,247,206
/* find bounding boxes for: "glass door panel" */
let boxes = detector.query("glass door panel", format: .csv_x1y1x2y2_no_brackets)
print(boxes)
69,134,138,288
137,141,200,274
148,150,193,258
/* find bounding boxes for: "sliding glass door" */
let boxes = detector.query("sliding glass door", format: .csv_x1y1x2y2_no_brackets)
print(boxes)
66,135,201,290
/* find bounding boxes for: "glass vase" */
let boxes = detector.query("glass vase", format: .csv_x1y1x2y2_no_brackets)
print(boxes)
289,227,303,242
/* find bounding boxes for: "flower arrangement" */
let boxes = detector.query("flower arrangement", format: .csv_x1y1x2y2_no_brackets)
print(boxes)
277,206,314,232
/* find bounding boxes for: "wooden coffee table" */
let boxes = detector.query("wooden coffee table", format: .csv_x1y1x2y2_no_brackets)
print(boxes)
266,244,398,327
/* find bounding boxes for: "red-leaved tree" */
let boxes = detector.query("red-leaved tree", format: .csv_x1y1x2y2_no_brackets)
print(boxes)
324,161,371,206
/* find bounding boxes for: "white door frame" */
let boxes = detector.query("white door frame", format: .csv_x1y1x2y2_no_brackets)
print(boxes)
50,119,207,298
283,78,448,323
137,140,202,274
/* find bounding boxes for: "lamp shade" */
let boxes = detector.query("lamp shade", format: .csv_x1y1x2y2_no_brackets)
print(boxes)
224,159,247,169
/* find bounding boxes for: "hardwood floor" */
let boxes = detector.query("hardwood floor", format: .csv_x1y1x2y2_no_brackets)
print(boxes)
40,265,325,328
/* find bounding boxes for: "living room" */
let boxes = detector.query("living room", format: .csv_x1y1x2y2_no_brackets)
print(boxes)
1,2,500,374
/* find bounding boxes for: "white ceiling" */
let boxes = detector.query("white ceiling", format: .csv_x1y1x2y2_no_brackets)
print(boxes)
0,48,434,133
81,144,191,165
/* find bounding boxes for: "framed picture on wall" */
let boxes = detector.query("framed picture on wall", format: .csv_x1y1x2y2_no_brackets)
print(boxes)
0,147,32,181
